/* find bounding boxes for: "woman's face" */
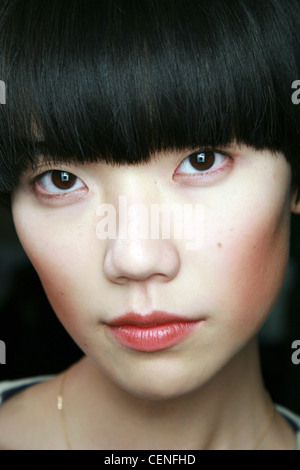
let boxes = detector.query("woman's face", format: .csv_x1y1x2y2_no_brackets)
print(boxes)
12,144,297,399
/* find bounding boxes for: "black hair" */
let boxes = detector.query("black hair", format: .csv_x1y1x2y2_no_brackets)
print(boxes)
0,0,299,205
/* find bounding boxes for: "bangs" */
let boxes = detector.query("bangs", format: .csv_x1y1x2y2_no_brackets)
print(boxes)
0,0,299,199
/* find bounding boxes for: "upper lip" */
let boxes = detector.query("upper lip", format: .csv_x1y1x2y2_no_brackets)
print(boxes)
108,311,198,327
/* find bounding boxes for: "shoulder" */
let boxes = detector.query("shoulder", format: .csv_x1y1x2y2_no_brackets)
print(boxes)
0,374,64,450
276,404,300,450
0,376,53,405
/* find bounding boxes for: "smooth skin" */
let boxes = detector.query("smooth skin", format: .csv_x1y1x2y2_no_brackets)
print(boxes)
0,143,299,449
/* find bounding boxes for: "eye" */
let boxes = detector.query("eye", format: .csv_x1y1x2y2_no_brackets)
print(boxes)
174,150,229,176
33,170,85,194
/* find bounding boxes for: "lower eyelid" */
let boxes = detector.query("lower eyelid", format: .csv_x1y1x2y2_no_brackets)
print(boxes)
30,183,87,206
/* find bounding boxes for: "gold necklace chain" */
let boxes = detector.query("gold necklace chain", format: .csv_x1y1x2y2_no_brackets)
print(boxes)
252,394,275,450
57,371,275,451
57,371,72,450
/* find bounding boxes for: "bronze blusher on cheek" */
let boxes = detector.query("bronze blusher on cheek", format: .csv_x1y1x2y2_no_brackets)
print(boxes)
216,205,290,333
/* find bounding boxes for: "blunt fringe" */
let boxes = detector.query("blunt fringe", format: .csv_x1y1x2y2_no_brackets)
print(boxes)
0,0,299,205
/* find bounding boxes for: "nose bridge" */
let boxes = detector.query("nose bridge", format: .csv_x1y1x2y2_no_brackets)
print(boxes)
104,169,161,240
108,169,158,208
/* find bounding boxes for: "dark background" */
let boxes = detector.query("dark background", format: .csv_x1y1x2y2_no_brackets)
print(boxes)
0,204,299,413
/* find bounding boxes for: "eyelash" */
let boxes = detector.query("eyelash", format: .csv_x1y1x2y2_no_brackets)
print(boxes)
30,149,232,199
174,150,232,177
30,170,87,200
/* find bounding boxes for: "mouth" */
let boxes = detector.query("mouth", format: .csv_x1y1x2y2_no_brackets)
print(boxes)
106,311,203,352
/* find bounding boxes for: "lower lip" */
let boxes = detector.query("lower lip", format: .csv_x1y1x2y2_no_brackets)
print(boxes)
108,321,201,352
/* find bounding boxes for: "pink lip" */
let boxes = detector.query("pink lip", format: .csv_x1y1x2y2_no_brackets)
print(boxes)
107,311,203,352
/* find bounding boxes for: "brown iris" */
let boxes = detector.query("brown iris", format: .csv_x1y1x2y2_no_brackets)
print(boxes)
189,151,216,171
51,171,77,190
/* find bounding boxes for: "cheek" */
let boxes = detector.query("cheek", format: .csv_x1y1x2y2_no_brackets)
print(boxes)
210,201,290,331
22,239,99,348
12,206,96,330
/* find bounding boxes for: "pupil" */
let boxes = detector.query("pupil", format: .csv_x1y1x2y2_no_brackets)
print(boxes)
191,151,215,171
52,171,76,189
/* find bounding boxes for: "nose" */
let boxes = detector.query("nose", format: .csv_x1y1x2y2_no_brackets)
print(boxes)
103,214,180,285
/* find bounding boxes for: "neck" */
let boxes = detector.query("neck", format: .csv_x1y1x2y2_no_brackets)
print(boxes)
62,337,271,450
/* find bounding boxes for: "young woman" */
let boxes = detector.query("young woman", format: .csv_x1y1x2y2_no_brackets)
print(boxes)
0,0,299,449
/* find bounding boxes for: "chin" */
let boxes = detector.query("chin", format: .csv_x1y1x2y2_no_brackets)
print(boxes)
123,381,192,402
114,365,202,402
